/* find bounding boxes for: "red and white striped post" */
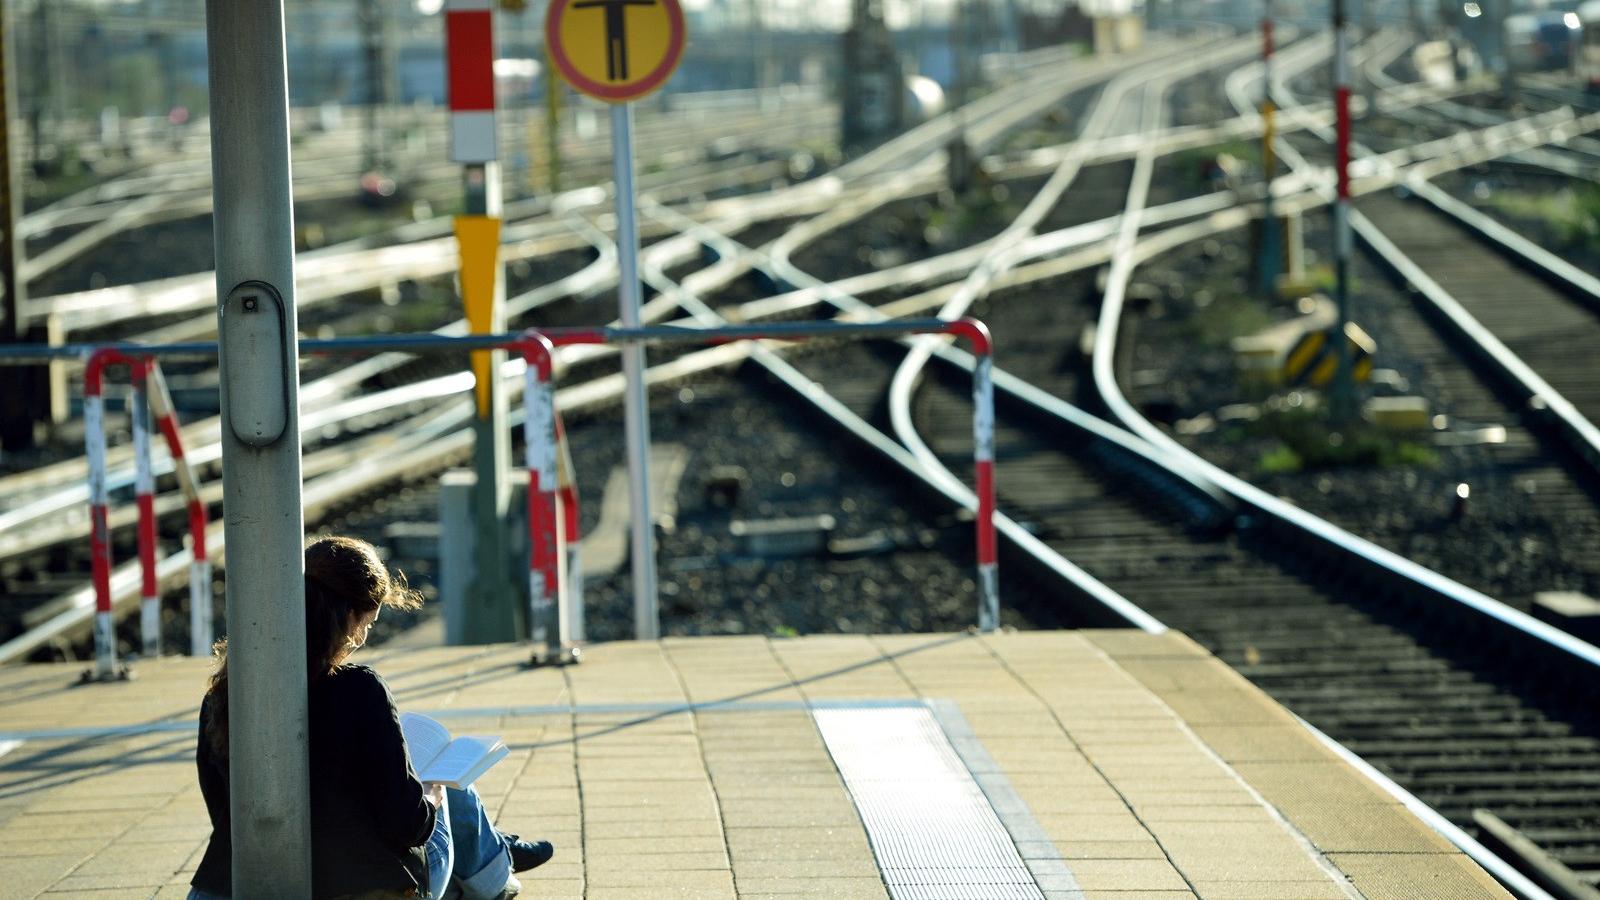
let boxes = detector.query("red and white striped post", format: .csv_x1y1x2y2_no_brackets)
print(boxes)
555,412,584,643
84,349,136,680
1331,0,1357,422
129,360,161,657
147,362,213,656
447,0,498,169
520,334,568,663
948,320,999,631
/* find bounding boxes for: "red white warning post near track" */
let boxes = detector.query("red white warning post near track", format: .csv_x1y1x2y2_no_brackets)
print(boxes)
446,0,499,164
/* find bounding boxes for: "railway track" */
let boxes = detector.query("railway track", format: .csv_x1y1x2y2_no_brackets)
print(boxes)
1269,31,1600,487
0,35,1215,656
6,28,1600,897
1052,28,1600,894
662,31,1600,895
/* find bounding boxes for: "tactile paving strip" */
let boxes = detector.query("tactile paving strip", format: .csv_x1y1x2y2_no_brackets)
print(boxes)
813,706,1047,900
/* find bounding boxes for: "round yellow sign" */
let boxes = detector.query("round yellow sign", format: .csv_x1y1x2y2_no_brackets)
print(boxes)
544,0,686,103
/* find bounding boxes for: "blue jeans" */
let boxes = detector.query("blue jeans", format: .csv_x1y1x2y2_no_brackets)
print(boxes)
186,785,514,900
429,784,518,900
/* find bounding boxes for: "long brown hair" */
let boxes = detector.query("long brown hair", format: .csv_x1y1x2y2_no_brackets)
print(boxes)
202,535,422,759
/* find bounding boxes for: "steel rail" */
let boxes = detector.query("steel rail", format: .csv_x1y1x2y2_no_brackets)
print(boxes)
0,43,1158,650
764,34,1236,283
1360,29,1600,170
880,34,1267,526
0,162,920,544
2,85,1573,563
1077,38,1596,899
1085,16,1600,684
1270,30,1600,485
1351,34,1600,304
635,54,1269,631
620,191,1168,634
19,99,836,242
28,123,828,336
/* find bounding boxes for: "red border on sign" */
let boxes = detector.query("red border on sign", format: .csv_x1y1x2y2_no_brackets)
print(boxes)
545,0,686,103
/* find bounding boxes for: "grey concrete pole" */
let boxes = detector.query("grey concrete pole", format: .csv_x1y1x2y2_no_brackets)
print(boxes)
204,0,312,895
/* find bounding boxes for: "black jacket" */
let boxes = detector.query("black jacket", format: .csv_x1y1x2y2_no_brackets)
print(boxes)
191,664,437,898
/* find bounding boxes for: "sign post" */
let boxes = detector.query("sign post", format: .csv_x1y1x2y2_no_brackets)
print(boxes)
545,0,685,641
448,0,523,643
1330,0,1357,423
1257,2,1280,298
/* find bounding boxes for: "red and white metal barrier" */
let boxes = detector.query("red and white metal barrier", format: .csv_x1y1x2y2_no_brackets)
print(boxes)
555,412,584,643
970,336,999,631
84,349,139,680
514,317,1002,638
129,360,159,657
67,318,998,677
147,362,213,656
84,349,213,679
520,334,563,658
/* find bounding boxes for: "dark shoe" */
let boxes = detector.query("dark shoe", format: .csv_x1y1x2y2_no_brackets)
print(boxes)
500,833,554,873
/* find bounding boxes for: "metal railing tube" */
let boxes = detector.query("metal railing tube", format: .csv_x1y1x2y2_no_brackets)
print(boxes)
146,361,213,657
129,360,159,658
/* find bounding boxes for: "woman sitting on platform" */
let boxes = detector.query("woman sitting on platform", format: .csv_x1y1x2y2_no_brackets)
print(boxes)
187,535,553,900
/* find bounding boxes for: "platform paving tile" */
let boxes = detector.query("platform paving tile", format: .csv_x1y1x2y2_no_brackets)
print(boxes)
0,630,1518,898
1184,883,1350,900
1328,852,1514,899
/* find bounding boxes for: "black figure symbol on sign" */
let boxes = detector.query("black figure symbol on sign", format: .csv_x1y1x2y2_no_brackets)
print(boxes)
572,0,657,81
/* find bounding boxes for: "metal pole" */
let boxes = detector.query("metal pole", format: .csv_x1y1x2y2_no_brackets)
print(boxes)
1331,0,1356,424
1360,0,1376,118
611,102,659,641
131,363,160,658
84,356,118,682
148,361,214,657
0,0,37,452
461,168,518,643
545,52,562,194
0,0,19,344
522,343,560,656
972,349,998,632
204,0,312,893
448,0,519,643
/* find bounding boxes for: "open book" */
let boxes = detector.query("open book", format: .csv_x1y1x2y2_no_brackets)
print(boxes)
399,712,509,790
